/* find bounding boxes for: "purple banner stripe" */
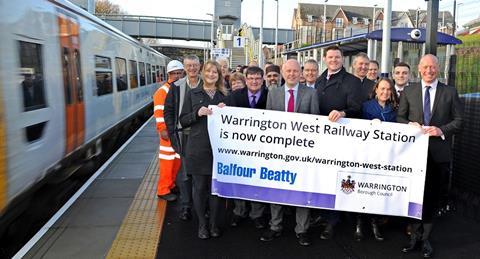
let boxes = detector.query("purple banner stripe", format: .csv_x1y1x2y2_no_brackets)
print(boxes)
408,202,423,218
212,179,336,209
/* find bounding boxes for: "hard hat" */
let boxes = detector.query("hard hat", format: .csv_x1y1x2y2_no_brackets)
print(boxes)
167,60,184,73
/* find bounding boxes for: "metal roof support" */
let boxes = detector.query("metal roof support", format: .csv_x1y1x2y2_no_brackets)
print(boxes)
380,0,392,78
425,0,439,55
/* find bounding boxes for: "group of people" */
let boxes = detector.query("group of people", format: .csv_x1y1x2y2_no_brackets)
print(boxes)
152,45,463,258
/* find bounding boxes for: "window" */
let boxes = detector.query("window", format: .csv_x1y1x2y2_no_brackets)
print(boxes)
352,17,358,24
129,60,138,88
95,55,112,95
307,15,313,23
152,65,157,83
375,20,383,30
19,41,47,111
335,18,343,27
115,58,128,91
139,62,146,86
363,18,369,25
146,63,152,85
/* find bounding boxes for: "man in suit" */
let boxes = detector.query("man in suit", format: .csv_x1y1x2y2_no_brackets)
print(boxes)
164,55,202,220
314,45,362,240
367,60,380,82
393,62,411,98
398,54,463,258
228,66,268,229
260,59,319,246
351,52,375,102
303,59,319,89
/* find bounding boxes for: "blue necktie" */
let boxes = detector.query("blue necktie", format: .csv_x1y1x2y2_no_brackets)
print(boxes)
250,95,257,108
423,86,431,126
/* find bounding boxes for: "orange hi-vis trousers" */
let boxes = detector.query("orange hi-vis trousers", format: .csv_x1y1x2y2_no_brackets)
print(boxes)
157,139,181,196
154,80,181,196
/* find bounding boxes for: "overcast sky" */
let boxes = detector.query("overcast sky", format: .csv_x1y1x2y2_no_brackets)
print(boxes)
109,0,477,29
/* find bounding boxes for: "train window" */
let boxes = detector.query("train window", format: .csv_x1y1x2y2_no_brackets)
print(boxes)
74,49,84,101
95,55,112,95
129,60,138,89
115,58,128,91
152,65,157,83
139,62,146,86
146,63,152,85
18,41,47,111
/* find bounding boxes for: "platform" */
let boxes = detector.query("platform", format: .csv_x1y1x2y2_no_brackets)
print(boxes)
19,118,480,259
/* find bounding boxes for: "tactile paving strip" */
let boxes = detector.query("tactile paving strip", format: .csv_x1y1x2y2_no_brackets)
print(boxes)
106,156,166,259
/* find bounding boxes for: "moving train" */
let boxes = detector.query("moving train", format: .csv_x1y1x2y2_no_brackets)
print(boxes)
0,0,170,232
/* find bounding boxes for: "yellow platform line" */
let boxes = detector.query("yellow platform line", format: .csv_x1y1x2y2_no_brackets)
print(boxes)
106,156,166,259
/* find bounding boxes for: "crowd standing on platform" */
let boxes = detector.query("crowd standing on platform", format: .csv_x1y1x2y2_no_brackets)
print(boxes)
153,47,463,258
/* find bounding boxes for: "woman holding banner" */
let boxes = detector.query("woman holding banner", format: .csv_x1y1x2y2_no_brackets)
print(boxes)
354,78,399,241
180,60,228,240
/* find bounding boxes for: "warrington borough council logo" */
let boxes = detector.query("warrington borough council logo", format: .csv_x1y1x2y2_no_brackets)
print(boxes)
341,175,356,194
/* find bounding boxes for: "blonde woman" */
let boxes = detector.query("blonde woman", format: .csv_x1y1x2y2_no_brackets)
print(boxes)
180,60,228,239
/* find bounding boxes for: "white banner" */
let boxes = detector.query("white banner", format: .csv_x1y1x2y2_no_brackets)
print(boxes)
207,106,429,219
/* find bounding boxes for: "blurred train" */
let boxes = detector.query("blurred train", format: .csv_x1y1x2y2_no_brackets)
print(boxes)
0,0,170,232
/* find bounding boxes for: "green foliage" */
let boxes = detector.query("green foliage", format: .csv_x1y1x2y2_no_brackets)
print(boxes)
455,35,480,94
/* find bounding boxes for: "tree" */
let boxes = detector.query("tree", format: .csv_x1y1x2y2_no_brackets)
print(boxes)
95,0,124,15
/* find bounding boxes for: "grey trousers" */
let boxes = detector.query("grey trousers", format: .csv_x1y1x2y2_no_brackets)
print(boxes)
233,199,265,219
269,204,310,234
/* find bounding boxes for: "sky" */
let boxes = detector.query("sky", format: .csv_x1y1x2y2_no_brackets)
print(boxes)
109,0,478,29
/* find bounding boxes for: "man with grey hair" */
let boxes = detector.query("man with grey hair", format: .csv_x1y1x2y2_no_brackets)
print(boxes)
303,59,319,88
351,52,375,102
164,54,202,221
398,54,463,258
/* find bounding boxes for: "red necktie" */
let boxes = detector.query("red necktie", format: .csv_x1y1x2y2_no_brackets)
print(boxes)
287,89,294,112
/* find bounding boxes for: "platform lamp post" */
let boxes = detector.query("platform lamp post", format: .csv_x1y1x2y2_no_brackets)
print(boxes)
207,13,215,60
322,0,328,42
274,0,279,65
258,0,264,68
380,0,392,78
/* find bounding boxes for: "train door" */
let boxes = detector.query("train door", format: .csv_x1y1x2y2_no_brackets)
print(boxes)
57,10,85,154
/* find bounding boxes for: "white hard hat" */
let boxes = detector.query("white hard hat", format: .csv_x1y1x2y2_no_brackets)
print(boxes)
167,60,184,73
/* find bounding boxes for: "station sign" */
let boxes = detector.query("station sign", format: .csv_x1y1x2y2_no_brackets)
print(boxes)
233,36,246,48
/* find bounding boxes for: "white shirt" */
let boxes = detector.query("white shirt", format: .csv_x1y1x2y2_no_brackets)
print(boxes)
395,84,408,97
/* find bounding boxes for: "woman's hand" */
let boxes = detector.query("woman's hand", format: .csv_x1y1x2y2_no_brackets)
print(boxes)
217,102,226,108
197,106,212,117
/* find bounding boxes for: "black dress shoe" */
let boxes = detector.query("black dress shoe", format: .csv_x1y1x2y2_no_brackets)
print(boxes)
402,236,420,253
371,222,384,241
210,225,222,238
157,193,177,202
296,232,312,246
179,208,191,221
422,240,434,258
230,215,244,227
253,217,266,229
198,225,210,239
320,224,334,240
260,229,281,241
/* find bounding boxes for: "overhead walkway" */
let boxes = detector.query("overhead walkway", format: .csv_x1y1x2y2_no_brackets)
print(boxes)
98,14,293,44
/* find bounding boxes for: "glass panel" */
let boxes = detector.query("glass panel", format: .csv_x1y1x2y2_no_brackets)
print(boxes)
139,62,146,86
95,55,111,69
19,41,47,111
146,63,152,85
115,57,128,91
96,72,113,95
129,60,138,89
